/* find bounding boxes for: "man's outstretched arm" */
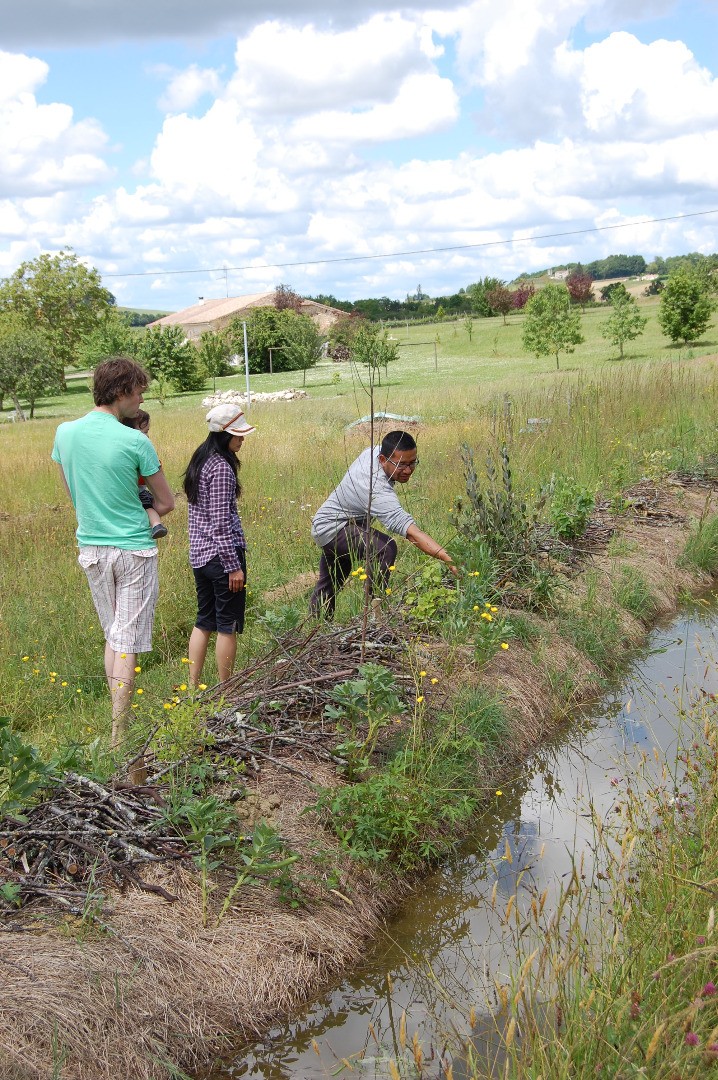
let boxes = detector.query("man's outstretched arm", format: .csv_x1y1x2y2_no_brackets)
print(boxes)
406,524,460,576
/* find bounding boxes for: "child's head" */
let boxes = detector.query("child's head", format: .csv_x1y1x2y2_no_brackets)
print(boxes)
122,408,151,434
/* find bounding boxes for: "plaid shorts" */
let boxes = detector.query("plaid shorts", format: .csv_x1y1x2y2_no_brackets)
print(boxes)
78,546,159,654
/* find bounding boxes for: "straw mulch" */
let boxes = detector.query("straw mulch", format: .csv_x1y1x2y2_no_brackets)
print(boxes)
1,479,715,1080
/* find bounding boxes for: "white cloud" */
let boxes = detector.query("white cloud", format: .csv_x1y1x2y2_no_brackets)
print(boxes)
291,72,458,143
148,100,298,213
1,2,718,308
573,33,718,139
0,48,110,198
0,49,48,103
157,64,222,113
228,14,440,115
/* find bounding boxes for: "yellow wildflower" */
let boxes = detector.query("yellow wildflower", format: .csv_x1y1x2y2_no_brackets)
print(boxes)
135,688,144,695
179,683,187,691
416,695,424,703
134,665,141,673
431,677,439,684
501,642,509,650
198,683,207,690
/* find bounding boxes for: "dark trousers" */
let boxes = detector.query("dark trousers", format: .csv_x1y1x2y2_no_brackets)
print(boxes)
310,521,397,618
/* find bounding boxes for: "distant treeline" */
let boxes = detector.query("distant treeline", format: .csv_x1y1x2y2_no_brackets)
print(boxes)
306,291,474,322
120,251,718,328
520,251,718,282
118,309,168,327
305,252,718,322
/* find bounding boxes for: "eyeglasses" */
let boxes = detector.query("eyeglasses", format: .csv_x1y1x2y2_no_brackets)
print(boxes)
386,457,419,471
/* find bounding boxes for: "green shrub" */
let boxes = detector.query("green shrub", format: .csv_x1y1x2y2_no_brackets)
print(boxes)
314,760,448,867
454,444,538,576
548,475,595,540
315,690,509,869
324,663,407,780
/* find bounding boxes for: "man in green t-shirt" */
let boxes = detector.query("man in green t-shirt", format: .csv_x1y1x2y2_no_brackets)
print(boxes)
52,356,175,746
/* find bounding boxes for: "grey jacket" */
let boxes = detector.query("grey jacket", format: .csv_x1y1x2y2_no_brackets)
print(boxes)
311,446,416,548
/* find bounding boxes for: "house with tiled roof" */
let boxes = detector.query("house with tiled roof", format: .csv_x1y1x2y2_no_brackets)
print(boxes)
149,292,346,341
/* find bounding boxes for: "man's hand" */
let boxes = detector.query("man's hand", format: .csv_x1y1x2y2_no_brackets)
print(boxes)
228,569,245,593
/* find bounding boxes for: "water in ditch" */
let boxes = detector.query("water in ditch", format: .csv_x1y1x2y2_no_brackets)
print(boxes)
212,593,718,1078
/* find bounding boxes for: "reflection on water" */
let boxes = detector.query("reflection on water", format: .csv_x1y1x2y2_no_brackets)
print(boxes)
211,595,718,1079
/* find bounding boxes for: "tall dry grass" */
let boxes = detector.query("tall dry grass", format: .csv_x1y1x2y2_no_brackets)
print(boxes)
2,358,718,755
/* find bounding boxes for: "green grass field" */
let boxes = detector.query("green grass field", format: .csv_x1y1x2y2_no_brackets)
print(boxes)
1,296,717,754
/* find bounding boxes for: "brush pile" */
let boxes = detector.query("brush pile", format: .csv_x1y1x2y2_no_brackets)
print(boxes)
1,621,410,919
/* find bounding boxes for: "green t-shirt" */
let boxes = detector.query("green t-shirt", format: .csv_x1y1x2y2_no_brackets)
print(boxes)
51,410,162,549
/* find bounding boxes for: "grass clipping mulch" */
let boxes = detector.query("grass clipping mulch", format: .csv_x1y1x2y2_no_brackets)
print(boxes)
0,479,715,1080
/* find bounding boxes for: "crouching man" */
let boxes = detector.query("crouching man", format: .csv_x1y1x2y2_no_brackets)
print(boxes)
51,356,175,746
309,430,458,619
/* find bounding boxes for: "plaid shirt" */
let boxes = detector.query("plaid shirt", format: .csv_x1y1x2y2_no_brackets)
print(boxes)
188,454,246,571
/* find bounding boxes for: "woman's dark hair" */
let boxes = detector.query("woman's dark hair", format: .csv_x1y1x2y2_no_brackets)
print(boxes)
183,432,241,504
93,356,150,406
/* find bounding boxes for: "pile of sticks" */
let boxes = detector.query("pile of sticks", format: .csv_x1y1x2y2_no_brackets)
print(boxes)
1,772,187,915
164,620,413,784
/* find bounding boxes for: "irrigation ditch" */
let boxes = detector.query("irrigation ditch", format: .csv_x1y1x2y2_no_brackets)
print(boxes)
1,475,718,1080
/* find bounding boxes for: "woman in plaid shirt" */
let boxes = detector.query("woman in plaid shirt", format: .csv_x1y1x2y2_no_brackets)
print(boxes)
183,404,255,687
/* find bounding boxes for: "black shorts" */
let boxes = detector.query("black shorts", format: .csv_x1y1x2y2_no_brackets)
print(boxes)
193,548,247,635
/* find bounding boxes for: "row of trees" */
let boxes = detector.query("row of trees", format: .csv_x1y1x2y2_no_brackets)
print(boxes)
1,249,716,417
521,266,716,369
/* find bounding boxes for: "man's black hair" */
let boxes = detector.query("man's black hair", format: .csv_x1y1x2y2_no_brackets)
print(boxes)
380,430,416,457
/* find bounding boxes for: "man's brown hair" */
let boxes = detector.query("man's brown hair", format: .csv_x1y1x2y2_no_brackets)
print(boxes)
92,356,150,406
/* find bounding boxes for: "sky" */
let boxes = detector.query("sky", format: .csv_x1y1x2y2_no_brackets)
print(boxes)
1,0,718,311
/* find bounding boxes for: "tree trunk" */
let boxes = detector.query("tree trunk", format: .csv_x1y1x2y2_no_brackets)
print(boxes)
555,354,560,370
10,393,26,421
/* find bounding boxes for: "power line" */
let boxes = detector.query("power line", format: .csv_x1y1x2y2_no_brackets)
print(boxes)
101,207,718,280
